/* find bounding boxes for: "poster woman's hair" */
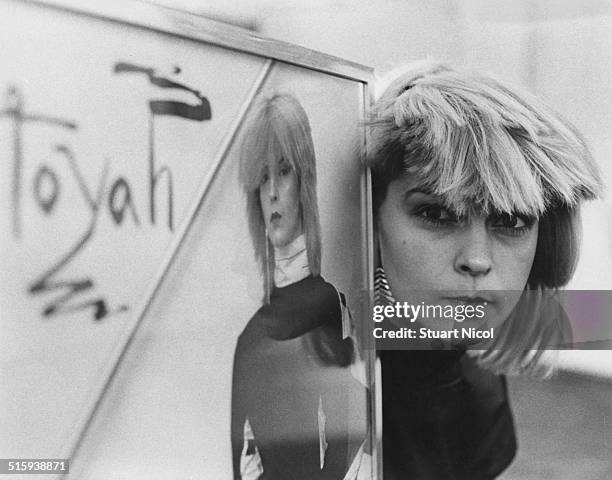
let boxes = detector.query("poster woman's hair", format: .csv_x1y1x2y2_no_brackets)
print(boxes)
239,93,322,293
367,60,604,373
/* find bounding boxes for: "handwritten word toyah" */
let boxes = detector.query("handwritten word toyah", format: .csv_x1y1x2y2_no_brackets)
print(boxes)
1,64,212,321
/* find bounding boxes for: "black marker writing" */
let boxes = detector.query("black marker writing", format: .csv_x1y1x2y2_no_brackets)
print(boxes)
29,144,126,320
33,165,60,214
1,86,122,320
109,176,141,226
2,64,214,321
114,62,212,230
114,62,212,121
0,86,77,237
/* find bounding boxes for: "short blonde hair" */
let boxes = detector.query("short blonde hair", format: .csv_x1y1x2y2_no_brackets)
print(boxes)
368,61,604,374
239,94,322,297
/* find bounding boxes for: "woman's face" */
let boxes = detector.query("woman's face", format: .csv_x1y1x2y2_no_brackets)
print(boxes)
378,175,539,333
259,157,302,248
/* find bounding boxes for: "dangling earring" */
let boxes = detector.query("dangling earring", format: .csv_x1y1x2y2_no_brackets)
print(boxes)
374,231,395,305
374,267,395,306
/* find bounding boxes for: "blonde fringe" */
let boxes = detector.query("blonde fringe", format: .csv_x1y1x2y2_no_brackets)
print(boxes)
368,61,603,217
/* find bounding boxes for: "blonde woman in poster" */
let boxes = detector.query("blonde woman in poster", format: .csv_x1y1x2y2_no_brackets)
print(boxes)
367,61,603,479
231,93,369,480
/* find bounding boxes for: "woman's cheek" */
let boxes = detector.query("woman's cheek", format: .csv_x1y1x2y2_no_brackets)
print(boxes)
493,232,538,291
382,225,449,294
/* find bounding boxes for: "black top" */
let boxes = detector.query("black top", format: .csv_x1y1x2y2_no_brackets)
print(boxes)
231,275,365,479
381,349,517,479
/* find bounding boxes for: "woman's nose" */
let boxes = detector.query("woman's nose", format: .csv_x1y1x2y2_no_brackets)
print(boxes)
268,176,279,202
453,222,493,276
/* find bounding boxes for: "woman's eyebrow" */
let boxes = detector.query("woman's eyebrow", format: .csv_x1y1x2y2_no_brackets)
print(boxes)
403,187,435,198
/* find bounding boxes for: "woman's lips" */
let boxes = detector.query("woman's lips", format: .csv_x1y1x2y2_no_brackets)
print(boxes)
270,211,282,224
451,295,491,304
442,294,494,304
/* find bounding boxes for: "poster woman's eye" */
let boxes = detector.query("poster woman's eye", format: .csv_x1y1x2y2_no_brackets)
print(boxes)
260,171,269,185
278,162,291,177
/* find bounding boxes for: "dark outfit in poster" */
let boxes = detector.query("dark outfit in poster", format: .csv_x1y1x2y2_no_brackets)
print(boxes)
381,350,517,480
231,275,364,480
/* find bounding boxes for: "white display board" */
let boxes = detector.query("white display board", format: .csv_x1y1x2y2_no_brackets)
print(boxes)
0,1,375,479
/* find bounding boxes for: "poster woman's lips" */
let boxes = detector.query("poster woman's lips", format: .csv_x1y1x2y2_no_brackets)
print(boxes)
270,211,281,222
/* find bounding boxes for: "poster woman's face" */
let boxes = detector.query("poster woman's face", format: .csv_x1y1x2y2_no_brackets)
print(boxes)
259,157,302,248
378,175,539,331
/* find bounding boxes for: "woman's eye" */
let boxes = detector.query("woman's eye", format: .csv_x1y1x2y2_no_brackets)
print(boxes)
261,172,269,184
279,166,290,176
489,213,535,236
490,213,526,228
414,204,458,224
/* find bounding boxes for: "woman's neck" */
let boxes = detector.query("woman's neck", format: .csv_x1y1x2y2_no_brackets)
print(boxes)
274,234,310,287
